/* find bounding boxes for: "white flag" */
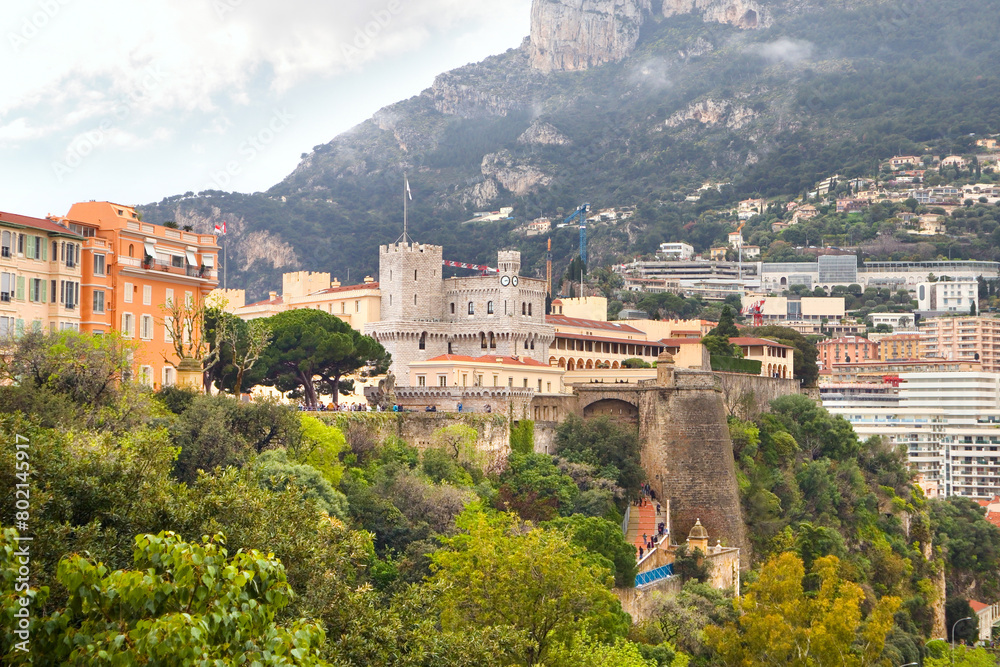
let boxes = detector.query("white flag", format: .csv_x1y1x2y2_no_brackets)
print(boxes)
405,177,412,201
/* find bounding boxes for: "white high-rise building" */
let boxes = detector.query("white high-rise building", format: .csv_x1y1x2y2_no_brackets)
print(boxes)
825,372,1000,498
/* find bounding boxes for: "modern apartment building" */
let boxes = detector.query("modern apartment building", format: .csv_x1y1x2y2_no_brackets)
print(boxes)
877,333,924,361
61,202,219,388
817,335,879,370
916,278,978,314
919,316,1000,372
826,372,1000,498
0,211,85,337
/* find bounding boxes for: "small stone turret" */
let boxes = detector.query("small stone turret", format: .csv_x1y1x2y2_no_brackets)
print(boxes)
656,351,676,386
687,518,709,553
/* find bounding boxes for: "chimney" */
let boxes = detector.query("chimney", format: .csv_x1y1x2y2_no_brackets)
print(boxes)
269,291,278,301
364,275,375,283
331,277,341,288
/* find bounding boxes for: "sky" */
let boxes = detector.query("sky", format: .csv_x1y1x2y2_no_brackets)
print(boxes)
0,0,532,218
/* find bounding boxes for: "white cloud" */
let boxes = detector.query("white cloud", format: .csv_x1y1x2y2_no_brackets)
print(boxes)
2,0,531,123
750,38,814,64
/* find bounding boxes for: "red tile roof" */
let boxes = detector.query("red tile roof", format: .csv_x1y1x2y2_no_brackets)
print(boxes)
310,281,379,295
547,315,645,334
555,332,665,347
970,600,990,613
660,338,706,345
244,296,284,307
0,210,82,237
730,337,793,349
422,354,548,367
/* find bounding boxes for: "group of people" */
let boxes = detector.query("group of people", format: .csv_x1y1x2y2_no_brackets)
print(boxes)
298,402,406,412
636,482,667,561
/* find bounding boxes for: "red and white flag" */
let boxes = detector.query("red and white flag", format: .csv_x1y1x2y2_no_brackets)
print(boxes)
214,222,227,235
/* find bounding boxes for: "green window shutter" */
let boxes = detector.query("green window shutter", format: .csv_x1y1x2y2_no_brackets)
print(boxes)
16,276,24,301
40,280,47,303
24,238,33,260
15,319,24,336
40,240,47,261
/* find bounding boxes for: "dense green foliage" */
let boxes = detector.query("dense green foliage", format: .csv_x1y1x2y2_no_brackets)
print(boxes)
4,330,1000,664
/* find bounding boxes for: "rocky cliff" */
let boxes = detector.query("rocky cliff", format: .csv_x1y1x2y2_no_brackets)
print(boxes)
528,0,652,72
662,0,772,28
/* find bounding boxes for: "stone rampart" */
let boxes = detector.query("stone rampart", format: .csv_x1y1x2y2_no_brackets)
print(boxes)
715,372,801,420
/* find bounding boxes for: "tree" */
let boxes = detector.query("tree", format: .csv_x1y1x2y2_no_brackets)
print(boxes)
0,329,151,433
255,449,349,519
704,553,900,667
208,309,272,395
258,309,390,408
545,515,639,588
6,530,329,666
160,293,213,392
495,452,579,521
430,508,630,666
555,415,645,495
708,305,740,339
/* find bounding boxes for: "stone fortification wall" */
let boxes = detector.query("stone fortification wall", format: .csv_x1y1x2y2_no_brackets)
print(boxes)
319,411,511,473
615,577,682,622
715,372,801,420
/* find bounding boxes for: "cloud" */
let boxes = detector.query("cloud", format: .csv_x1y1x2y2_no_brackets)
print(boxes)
1,0,532,130
750,38,814,64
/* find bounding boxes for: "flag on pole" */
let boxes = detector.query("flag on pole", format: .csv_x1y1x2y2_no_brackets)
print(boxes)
405,177,412,201
214,222,227,235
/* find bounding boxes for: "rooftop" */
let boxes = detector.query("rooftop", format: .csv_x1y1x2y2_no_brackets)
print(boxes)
421,354,549,367
309,281,380,296
0,210,82,237
546,315,645,334
730,337,793,350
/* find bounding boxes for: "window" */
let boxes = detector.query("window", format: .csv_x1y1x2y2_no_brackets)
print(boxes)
450,303,455,314
128,244,134,257
140,314,154,340
487,301,494,314
528,303,532,316
481,333,488,349
414,294,417,305
417,375,426,387
29,278,44,302
18,233,24,255
171,255,184,268
164,316,174,343
185,291,193,307
414,269,417,281
538,379,542,392
163,366,176,387
341,302,346,313
165,288,174,306
522,302,526,315
546,382,552,393
0,231,10,257
122,312,135,337
0,316,13,338
0,272,13,302
461,374,468,387
419,333,426,350
124,282,133,303
143,285,152,306
52,241,58,260
523,378,529,388
468,302,474,315
447,342,453,354
355,300,359,313
489,332,496,349
438,375,447,387
65,243,78,268
93,290,105,314
93,254,106,276
50,280,56,303
139,365,154,388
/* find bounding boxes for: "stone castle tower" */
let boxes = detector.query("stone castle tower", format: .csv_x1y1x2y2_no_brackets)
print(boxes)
366,243,554,384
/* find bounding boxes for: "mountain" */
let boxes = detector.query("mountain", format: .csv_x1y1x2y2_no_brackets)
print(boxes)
140,0,1000,299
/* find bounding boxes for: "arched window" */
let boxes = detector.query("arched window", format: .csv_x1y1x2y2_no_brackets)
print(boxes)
414,294,417,305
419,333,426,350
522,302,526,315
481,333,487,349
450,302,455,314
528,303,532,316
128,244,134,257
468,302,474,315
489,332,496,349
487,300,494,314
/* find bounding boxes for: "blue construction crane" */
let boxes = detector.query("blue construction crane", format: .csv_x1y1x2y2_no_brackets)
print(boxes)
563,203,590,264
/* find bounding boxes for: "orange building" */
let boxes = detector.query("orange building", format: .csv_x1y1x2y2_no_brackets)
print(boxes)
877,332,924,361
817,335,878,370
62,202,219,388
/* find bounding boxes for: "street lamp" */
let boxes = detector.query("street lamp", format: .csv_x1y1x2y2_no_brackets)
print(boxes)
900,662,918,667
952,617,972,666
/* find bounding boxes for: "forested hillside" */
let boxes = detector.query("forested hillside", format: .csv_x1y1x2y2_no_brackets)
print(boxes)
140,0,1000,298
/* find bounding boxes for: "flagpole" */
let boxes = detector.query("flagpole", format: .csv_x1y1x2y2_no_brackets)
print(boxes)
224,233,227,290
403,172,408,244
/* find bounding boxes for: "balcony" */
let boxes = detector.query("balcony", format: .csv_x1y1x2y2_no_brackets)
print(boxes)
139,257,216,280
